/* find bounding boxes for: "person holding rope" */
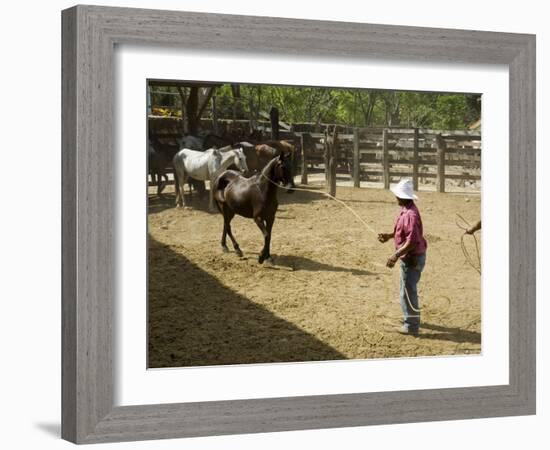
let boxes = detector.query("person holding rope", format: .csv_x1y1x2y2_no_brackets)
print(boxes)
378,179,427,336
457,217,481,274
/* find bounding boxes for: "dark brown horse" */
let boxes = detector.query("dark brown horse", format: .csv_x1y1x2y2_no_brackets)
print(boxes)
149,136,206,197
213,155,294,264
148,138,173,196
236,140,296,189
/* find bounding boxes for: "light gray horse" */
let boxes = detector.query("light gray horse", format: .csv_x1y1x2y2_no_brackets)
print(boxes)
173,147,248,210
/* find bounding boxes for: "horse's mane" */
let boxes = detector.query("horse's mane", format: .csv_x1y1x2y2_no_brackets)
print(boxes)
260,156,280,179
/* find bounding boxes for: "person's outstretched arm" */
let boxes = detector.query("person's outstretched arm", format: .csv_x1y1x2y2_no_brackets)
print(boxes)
466,220,481,235
378,232,394,243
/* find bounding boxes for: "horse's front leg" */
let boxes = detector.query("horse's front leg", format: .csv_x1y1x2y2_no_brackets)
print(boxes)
254,216,270,264
158,172,167,196
156,171,165,196
263,215,275,263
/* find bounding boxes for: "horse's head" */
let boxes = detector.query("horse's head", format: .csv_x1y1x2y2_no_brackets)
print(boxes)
233,147,249,173
272,155,294,194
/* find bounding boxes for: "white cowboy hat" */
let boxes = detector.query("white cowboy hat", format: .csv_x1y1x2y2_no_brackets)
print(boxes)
390,179,418,200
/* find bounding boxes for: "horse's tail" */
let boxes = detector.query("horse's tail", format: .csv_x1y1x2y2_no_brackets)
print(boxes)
212,171,228,207
171,155,177,194
213,170,240,213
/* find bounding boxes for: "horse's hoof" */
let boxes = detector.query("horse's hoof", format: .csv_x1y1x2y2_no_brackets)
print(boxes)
235,249,244,258
263,257,274,267
222,246,229,253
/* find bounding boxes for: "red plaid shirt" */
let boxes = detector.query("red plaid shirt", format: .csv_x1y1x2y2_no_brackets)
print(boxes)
394,202,427,257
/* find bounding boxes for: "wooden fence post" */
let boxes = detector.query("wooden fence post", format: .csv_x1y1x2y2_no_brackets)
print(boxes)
289,128,297,181
300,133,308,185
412,128,419,191
324,129,330,189
353,128,360,188
211,94,219,134
382,128,390,190
270,106,279,140
328,127,338,197
436,134,446,193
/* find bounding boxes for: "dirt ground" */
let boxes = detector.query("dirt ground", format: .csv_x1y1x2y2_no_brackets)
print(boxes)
147,181,481,368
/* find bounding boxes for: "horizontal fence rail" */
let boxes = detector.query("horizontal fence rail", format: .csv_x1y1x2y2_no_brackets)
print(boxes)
148,116,481,193
297,127,481,193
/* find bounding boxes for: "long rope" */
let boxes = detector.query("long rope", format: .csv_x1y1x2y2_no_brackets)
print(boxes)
455,213,482,274
261,174,480,331
263,174,451,315
398,214,481,315
260,173,376,234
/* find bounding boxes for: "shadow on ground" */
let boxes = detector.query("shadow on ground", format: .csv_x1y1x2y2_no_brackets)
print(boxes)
148,191,217,215
419,322,481,344
273,254,374,276
148,235,346,368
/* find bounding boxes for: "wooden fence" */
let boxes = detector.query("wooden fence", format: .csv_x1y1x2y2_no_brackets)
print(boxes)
147,116,481,193
298,127,481,193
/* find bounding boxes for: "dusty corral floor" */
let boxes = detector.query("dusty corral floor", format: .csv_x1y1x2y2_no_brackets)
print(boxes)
147,182,481,368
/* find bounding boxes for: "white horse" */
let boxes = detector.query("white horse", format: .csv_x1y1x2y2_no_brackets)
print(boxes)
173,147,248,210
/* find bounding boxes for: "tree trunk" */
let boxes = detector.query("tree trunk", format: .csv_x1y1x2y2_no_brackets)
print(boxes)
384,92,400,127
358,91,377,127
186,87,199,136
270,106,279,140
231,84,243,121
196,87,216,124
177,86,188,135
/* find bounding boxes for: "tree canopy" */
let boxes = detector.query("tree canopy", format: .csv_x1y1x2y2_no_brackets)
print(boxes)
149,83,481,130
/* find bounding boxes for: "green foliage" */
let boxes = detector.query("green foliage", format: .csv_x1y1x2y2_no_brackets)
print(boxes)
148,83,481,129
237,85,480,129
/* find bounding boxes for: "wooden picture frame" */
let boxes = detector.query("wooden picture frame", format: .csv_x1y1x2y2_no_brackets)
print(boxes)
62,5,536,444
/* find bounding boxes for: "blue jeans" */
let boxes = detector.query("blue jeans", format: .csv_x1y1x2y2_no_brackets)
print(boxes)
399,253,426,331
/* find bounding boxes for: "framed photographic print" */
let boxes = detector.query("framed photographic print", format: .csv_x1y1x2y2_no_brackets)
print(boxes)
62,5,535,444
